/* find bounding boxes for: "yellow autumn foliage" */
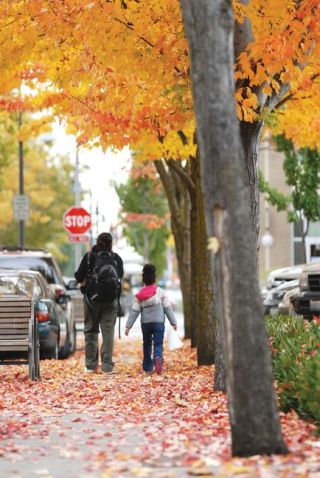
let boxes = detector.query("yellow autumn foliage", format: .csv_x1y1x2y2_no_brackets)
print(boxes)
0,0,319,153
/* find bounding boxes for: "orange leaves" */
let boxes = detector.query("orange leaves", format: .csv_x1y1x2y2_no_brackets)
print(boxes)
1,0,320,149
0,97,28,113
236,88,258,122
0,338,320,476
235,0,320,124
233,0,246,24
130,161,157,180
124,212,168,229
0,0,192,149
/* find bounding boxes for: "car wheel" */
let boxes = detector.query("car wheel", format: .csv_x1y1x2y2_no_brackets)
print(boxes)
59,327,70,359
44,336,59,360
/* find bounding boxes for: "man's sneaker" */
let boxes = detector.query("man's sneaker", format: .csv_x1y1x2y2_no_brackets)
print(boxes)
84,367,97,374
154,357,163,375
103,369,119,375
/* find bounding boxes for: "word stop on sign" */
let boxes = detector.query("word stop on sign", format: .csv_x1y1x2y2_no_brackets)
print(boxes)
64,216,91,228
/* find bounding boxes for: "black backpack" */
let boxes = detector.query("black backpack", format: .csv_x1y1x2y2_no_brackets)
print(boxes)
85,251,120,302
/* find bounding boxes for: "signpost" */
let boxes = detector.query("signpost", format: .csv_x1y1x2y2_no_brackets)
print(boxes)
13,195,30,221
63,206,91,246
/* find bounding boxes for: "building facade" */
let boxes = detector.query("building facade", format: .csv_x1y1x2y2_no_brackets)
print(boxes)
259,139,292,278
259,138,320,279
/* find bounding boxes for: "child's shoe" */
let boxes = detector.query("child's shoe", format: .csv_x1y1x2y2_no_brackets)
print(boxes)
84,367,97,374
154,356,163,375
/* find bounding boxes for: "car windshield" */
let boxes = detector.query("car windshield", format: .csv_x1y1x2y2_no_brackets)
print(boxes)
0,257,60,284
0,274,43,298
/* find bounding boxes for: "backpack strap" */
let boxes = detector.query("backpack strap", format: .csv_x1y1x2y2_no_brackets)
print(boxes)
87,251,96,275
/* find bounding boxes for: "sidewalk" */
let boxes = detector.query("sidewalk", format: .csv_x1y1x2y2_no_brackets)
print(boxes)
0,334,319,478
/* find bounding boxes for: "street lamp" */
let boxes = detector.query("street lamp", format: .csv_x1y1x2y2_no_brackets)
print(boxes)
261,231,274,272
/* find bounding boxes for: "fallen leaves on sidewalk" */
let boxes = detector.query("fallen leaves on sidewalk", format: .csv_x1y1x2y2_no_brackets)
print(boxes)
0,338,319,477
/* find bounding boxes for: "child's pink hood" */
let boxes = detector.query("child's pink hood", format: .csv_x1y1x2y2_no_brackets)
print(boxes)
136,284,157,302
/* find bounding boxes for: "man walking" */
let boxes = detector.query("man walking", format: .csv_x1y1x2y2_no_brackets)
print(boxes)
75,232,123,374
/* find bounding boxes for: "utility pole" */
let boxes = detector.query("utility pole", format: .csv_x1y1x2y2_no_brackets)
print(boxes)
18,111,25,248
95,202,99,238
89,191,94,247
73,147,82,268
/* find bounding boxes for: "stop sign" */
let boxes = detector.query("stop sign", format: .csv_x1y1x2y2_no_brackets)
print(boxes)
63,206,92,235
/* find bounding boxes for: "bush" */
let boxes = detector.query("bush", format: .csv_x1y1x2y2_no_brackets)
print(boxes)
266,315,320,427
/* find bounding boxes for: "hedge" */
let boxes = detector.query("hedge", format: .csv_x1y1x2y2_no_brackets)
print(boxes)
266,315,320,428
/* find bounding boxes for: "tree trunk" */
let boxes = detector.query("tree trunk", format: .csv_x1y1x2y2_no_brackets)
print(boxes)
167,155,217,365
175,218,192,339
154,159,192,339
214,313,226,392
240,120,264,252
190,153,216,365
189,197,198,348
180,0,288,457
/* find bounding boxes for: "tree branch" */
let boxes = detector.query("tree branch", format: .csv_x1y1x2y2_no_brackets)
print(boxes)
166,159,195,197
114,17,154,48
274,74,320,110
154,159,181,227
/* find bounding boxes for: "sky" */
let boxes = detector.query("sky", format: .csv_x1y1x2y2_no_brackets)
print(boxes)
50,121,132,237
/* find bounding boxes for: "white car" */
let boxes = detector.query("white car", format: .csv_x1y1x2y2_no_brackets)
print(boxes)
263,279,299,315
266,264,305,289
278,287,301,317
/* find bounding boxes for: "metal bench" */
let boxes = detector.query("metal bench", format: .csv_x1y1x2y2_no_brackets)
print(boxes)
0,296,40,380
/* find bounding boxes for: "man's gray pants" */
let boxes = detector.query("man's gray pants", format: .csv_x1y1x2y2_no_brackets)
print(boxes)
84,299,118,372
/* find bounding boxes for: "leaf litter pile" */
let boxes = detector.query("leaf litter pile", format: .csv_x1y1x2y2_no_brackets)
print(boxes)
0,337,319,477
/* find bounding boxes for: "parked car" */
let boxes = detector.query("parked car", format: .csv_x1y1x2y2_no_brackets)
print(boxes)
278,287,301,316
263,279,299,315
0,248,76,356
0,269,69,359
291,262,320,320
64,276,85,330
266,264,305,290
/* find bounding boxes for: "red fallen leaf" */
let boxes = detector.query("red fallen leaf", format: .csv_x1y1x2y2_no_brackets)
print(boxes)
0,336,319,477
71,417,83,423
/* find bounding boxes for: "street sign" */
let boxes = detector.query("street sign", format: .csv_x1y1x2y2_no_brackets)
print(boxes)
13,195,30,221
63,206,92,235
68,234,90,243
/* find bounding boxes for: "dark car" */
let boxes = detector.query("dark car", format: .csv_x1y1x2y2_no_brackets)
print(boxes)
0,248,76,356
0,269,69,359
291,262,320,320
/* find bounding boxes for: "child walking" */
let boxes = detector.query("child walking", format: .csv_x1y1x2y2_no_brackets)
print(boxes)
125,264,177,374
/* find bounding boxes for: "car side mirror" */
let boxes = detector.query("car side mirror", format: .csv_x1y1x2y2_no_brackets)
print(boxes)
55,288,70,304
65,279,79,290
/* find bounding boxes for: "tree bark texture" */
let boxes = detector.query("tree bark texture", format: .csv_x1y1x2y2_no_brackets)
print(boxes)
190,153,216,365
154,160,192,339
169,160,197,348
240,120,264,252
213,311,226,392
180,0,288,457
166,155,217,365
